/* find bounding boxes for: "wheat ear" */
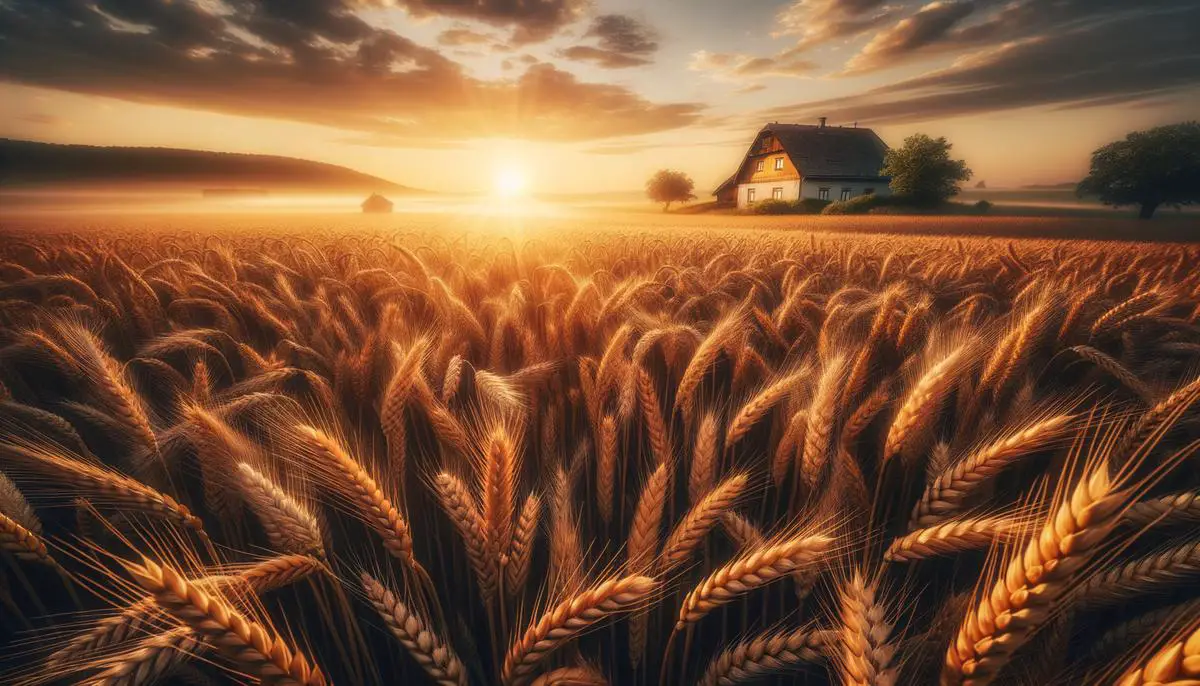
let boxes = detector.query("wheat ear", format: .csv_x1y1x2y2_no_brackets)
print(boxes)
698,626,829,686
432,471,494,598
627,460,670,666
772,411,806,488
1109,375,1200,465
911,414,1073,527
677,533,833,629
676,307,745,421
237,463,324,557
528,664,607,686
838,572,897,686
1115,621,1200,685
549,465,583,595
361,571,468,686
296,425,415,567
1068,345,1154,403
884,346,964,464
1121,490,1200,529
726,369,804,448
122,557,327,685
89,627,202,686
506,492,541,595
0,511,53,564
690,412,718,503
502,575,656,685
596,415,617,524
50,554,320,668
0,443,205,536
886,516,1023,563
1073,539,1200,610
802,357,847,490
942,462,1124,685
637,368,671,466
659,473,747,574
483,427,519,571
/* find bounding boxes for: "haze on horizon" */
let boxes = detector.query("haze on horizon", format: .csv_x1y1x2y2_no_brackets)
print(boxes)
1,0,1196,196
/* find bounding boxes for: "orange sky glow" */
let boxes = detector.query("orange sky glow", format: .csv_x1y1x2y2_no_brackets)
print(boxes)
1,0,1196,194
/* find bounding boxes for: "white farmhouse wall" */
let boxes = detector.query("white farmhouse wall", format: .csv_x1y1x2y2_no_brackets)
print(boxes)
800,180,890,201
737,180,801,209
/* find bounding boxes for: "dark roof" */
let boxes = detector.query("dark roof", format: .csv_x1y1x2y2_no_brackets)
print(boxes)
713,123,889,193
765,123,888,178
362,192,393,207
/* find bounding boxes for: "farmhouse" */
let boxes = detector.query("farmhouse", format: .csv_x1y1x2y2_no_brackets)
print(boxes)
714,119,891,209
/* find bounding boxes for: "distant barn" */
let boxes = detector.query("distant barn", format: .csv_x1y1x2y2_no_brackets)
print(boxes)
714,119,891,209
362,193,393,214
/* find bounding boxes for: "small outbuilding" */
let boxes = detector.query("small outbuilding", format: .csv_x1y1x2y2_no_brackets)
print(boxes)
362,193,394,214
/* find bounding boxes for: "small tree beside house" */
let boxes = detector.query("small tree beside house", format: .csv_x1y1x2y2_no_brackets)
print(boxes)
1077,122,1200,219
882,134,972,208
646,169,696,211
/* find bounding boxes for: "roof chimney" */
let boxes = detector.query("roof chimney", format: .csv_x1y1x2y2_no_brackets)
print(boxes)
818,117,827,129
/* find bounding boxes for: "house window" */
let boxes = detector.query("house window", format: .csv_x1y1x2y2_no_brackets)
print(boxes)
840,188,853,201
863,188,875,196
772,187,784,200
747,188,757,204
774,157,785,171
818,187,830,201
755,160,765,172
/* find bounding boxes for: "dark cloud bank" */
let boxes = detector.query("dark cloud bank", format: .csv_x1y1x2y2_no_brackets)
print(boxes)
764,0,1200,124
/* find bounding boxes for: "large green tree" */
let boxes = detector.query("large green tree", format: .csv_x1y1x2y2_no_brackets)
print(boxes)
1077,122,1200,219
645,169,696,211
882,134,973,207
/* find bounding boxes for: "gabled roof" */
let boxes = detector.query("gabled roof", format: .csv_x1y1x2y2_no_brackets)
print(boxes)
714,123,889,194
764,123,888,178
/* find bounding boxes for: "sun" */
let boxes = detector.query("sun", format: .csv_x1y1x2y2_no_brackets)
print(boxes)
493,165,528,199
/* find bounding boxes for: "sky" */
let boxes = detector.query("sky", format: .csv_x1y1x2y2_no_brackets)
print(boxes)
0,0,1197,194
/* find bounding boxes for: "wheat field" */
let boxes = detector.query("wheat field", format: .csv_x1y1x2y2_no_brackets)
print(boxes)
0,221,1199,686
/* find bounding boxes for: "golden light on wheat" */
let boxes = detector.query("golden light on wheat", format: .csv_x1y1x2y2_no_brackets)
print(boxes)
0,224,1198,685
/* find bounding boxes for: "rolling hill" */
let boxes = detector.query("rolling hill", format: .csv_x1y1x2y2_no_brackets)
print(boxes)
0,139,412,193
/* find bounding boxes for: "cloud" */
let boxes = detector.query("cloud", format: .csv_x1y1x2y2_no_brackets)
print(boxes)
559,46,652,69
0,1,704,142
691,0,891,83
437,27,495,47
558,14,659,69
395,0,587,44
774,0,899,49
759,2,1200,124
844,1,978,73
689,50,818,80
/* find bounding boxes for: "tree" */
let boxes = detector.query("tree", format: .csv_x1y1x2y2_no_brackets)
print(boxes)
881,134,972,207
645,169,696,211
1077,122,1200,219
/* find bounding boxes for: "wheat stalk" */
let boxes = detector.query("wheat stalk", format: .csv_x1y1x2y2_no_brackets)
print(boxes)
296,425,415,567
236,463,324,557
677,532,833,628
838,572,897,686
911,414,1073,527
659,473,747,574
360,571,468,686
121,557,327,685
886,516,1024,563
502,574,656,685
698,626,829,686
942,462,1125,685
0,443,205,536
